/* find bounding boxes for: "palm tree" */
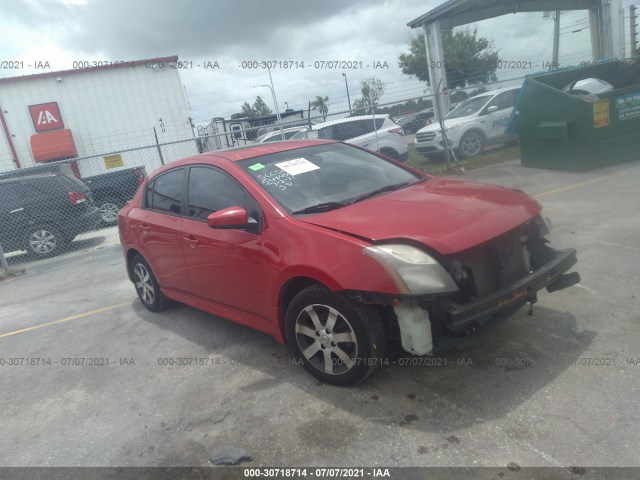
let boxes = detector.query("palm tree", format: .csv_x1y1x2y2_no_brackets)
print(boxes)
311,95,329,120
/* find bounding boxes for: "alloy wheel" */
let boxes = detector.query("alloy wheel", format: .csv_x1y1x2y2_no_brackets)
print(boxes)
460,133,483,157
99,202,120,223
294,304,358,375
134,262,155,305
29,229,57,255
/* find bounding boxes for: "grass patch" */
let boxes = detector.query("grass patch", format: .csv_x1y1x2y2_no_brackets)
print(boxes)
406,143,521,176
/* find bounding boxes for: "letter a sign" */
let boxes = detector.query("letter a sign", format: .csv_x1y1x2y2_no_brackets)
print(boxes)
29,102,64,132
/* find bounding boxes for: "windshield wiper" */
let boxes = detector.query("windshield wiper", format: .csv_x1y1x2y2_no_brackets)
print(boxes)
348,180,422,204
291,201,346,215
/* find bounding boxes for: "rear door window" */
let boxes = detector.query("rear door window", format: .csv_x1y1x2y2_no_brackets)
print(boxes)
146,169,184,215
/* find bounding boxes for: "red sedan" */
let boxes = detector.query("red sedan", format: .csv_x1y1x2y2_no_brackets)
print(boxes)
118,140,580,385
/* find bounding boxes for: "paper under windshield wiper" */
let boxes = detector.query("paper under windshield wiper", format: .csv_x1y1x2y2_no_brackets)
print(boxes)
291,201,346,215
348,181,419,204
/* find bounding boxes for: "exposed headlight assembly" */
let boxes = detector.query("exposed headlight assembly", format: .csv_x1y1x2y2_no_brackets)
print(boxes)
363,244,458,295
534,213,552,236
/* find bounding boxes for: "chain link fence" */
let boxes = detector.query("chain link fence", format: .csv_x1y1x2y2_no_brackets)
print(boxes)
1,83,522,264
0,94,440,264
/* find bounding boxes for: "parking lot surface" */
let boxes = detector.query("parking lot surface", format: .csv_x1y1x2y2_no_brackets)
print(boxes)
1,158,639,468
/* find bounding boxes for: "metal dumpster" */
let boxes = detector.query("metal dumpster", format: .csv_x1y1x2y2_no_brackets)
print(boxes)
515,59,640,170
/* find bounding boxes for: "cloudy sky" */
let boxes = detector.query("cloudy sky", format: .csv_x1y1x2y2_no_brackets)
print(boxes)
1,0,637,125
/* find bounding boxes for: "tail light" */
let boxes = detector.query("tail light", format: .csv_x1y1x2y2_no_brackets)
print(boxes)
389,127,404,136
68,191,87,205
134,168,145,185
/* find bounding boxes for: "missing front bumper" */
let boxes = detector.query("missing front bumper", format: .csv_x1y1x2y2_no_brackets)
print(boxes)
442,247,579,334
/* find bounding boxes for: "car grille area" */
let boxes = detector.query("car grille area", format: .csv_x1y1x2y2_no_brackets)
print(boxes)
442,224,541,304
417,132,437,142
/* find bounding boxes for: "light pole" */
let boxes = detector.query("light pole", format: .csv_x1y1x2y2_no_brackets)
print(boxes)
342,72,352,115
253,66,283,135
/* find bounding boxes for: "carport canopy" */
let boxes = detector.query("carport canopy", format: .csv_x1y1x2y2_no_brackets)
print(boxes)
407,0,624,121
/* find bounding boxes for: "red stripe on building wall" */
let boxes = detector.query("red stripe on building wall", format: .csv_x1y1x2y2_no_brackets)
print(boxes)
0,105,21,169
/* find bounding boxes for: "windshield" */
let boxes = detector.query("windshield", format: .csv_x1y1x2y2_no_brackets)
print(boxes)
446,94,492,119
238,143,424,214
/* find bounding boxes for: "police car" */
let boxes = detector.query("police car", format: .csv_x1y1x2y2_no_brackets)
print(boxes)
415,86,521,158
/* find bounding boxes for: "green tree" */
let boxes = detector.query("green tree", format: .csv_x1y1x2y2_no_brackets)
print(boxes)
311,95,329,120
352,77,385,115
240,101,255,117
398,28,499,89
252,96,272,116
240,96,273,117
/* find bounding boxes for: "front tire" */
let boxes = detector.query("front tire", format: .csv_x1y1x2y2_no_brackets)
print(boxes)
459,131,485,158
379,148,401,161
285,285,386,386
25,225,67,258
130,254,172,312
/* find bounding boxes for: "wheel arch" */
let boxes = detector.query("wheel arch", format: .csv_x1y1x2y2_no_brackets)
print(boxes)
458,127,487,147
277,275,333,343
126,248,146,282
378,146,399,158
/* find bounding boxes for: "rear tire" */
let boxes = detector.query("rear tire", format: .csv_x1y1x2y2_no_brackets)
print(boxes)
98,198,121,225
130,254,172,312
285,285,386,386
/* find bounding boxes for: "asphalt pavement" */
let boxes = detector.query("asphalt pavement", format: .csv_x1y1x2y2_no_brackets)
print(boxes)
1,157,638,470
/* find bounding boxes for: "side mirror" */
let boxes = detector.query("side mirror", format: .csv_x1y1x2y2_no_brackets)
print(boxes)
486,105,499,113
207,206,257,232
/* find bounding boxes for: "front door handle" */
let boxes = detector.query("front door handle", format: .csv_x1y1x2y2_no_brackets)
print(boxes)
184,235,199,247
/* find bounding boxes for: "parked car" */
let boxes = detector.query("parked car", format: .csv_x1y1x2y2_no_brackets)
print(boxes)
254,126,308,143
291,115,408,162
415,87,521,158
83,166,146,225
119,140,580,386
0,172,101,258
396,109,434,134
0,162,147,226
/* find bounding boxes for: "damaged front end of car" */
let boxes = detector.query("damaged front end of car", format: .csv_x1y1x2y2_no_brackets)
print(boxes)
350,214,581,356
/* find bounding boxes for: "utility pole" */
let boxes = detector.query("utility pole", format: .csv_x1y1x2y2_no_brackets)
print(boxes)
552,10,561,67
342,73,352,115
631,5,638,58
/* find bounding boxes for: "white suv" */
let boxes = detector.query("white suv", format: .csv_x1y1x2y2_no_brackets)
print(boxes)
254,126,308,143
292,115,408,162
415,86,521,158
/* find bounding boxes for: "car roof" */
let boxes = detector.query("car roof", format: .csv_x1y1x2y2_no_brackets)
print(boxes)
260,126,308,138
0,173,60,184
470,86,520,99
150,139,337,175
311,114,390,129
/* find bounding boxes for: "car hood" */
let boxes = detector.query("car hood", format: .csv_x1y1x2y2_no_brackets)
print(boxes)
299,177,541,255
416,114,477,134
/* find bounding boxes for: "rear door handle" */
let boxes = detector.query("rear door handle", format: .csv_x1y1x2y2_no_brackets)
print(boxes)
139,224,150,230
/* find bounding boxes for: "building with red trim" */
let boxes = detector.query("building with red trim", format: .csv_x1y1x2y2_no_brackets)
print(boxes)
0,56,197,177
